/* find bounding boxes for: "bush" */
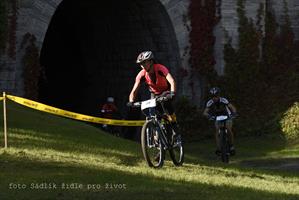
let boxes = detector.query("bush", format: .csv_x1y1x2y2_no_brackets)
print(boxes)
280,102,299,143
175,96,212,141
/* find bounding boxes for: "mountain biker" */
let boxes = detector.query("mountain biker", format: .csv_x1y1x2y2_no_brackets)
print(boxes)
203,87,237,155
128,50,178,131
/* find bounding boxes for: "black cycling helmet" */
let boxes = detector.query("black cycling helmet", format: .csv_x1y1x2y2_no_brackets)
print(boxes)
209,87,220,96
136,51,154,64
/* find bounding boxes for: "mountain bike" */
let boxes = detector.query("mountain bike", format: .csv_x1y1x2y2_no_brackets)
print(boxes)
213,115,234,163
129,95,184,168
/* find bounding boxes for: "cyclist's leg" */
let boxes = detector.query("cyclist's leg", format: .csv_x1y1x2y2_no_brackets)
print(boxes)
226,120,234,146
215,122,221,154
164,100,176,121
153,92,176,123
163,100,179,134
226,120,235,154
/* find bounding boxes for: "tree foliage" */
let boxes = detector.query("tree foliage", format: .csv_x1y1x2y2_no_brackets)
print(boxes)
223,0,299,136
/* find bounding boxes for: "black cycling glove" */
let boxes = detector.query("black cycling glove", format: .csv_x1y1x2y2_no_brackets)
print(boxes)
126,102,133,107
208,114,215,120
166,91,176,100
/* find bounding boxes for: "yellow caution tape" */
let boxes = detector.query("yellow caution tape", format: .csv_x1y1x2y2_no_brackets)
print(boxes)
0,97,3,101
7,95,145,126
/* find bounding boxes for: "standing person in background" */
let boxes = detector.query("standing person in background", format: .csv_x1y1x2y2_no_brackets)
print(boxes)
101,96,118,130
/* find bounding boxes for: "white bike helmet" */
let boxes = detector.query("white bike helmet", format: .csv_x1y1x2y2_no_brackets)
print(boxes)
107,97,114,103
209,87,220,96
136,51,154,64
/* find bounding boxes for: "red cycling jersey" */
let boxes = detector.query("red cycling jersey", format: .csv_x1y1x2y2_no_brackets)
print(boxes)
101,103,118,119
135,64,170,94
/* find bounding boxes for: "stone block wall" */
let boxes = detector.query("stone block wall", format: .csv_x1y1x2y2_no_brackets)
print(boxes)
270,0,299,40
0,0,298,104
160,0,192,97
214,0,265,75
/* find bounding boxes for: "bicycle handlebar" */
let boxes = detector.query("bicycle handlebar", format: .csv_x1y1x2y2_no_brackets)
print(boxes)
131,102,141,108
208,114,238,121
127,96,170,108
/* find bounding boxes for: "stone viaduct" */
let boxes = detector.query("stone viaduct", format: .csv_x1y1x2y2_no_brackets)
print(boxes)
0,0,298,115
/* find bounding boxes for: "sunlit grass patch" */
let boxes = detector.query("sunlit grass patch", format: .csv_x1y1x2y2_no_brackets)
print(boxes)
0,100,299,199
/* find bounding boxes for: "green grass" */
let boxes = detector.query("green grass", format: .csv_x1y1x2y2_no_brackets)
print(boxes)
0,101,299,200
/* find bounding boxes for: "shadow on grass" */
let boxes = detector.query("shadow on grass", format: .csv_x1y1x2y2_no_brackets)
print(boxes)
6,131,142,167
183,135,299,179
240,157,299,172
0,154,299,200
1,98,299,200
8,124,294,179
184,135,285,163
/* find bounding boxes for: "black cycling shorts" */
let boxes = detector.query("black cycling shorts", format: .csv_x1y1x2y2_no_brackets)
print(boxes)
151,93,175,115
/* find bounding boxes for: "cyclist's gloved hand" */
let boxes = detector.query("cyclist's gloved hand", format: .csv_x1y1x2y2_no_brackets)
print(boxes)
230,112,238,118
208,115,215,121
126,102,133,107
166,91,176,100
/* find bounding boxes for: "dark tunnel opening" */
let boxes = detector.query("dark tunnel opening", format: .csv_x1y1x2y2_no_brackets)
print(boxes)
39,0,181,121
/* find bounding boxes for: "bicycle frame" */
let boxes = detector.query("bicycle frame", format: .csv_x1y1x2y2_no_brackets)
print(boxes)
216,115,230,163
132,95,184,168
142,101,172,150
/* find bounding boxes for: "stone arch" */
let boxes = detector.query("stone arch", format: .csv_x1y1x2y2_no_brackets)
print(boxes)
25,0,182,116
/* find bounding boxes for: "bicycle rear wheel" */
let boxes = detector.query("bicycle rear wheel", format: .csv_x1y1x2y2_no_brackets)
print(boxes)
169,129,184,166
141,121,165,168
220,130,229,163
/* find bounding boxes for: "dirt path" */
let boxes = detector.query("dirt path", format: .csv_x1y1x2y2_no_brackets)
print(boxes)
240,158,299,172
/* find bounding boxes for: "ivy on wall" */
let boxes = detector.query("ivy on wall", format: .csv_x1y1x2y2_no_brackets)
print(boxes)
268,0,295,73
174,0,222,139
228,0,296,87
188,0,220,100
21,33,42,100
261,2,279,77
224,0,261,95
188,0,219,75
223,0,299,136
174,0,298,139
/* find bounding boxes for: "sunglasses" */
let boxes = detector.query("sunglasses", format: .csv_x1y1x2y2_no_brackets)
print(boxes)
140,61,148,65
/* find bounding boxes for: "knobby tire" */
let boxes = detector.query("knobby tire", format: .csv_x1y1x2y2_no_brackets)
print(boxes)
220,130,229,163
169,128,184,166
141,121,165,168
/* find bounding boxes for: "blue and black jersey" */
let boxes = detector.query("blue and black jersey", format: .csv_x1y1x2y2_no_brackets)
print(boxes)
206,97,232,116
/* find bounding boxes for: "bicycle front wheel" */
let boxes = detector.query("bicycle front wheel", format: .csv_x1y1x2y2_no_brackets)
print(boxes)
141,121,165,168
169,129,184,166
220,130,229,163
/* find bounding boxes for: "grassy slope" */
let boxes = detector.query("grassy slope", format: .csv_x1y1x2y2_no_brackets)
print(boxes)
0,101,298,200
